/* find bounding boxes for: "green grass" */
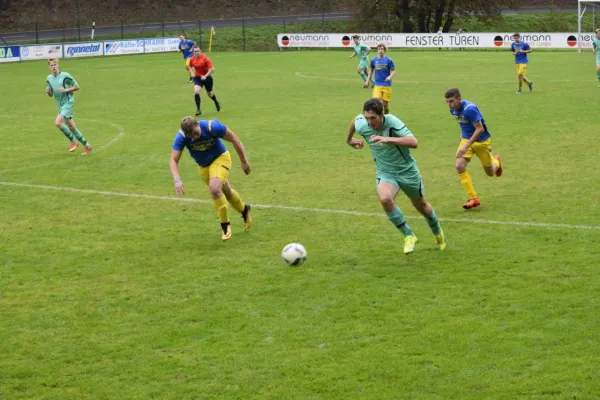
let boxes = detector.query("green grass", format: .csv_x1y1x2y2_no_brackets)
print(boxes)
1,51,600,399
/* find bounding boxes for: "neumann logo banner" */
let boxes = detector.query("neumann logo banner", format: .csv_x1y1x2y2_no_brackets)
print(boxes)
143,38,180,53
20,44,63,60
64,42,103,57
277,33,596,49
0,46,20,63
105,40,144,56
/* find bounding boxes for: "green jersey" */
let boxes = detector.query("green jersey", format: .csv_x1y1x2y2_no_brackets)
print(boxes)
354,114,417,174
594,38,600,55
353,42,370,59
46,72,78,109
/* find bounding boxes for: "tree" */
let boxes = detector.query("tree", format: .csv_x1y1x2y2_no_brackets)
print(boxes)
354,0,524,33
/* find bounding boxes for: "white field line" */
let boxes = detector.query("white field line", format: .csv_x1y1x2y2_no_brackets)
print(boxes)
1,181,599,231
0,118,125,175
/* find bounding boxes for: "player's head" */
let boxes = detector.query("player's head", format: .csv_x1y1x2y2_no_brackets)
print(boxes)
47,58,59,74
192,45,202,57
352,34,360,45
180,116,201,139
179,35,186,42
444,88,462,110
377,43,387,56
513,33,521,43
363,98,385,129
596,28,600,38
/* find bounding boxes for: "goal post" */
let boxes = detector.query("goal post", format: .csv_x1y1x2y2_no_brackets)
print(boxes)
578,0,600,53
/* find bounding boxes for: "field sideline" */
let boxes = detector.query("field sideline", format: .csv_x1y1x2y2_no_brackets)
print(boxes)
1,50,599,399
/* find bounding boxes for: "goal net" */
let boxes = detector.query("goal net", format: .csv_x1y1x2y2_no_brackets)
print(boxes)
578,0,600,52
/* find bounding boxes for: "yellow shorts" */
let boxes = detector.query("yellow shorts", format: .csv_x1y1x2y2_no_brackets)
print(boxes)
198,151,232,184
516,63,527,75
457,138,494,167
372,86,392,102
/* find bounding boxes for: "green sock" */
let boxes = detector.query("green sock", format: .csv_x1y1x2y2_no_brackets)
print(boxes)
386,206,413,237
59,124,74,141
359,71,368,82
426,209,442,235
597,71,600,80
72,128,89,146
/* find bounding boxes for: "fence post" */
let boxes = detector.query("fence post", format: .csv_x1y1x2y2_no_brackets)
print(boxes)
162,20,165,37
121,18,124,39
76,0,81,41
198,19,202,49
242,2,246,51
35,22,39,44
283,19,286,33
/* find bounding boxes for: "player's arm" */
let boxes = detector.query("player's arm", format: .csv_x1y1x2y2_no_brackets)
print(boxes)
511,44,517,55
346,117,364,149
370,133,418,148
46,81,53,97
203,65,215,78
59,85,79,93
386,68,396,82
593,43,597,54
365,68,374,87
522,44,532,54
222,128,251,175
169,149,185,196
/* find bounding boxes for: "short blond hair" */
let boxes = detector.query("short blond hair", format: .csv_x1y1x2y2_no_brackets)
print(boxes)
47,58,58,65
180,116,198,136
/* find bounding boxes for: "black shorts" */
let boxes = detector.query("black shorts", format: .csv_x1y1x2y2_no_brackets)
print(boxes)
193,76,214,91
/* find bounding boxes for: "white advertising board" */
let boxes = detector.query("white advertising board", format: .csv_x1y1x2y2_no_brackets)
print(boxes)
20,44,63,60
104,40,145,56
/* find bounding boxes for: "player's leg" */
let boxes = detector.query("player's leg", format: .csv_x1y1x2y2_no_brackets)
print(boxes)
204,77,220,112
65,116,92,155
193,79,202,115
521,64,532,91
202,155,233,240
596,61,600,86
381,87,392,114
399,171,446,250
456,140,480,209
222,181,252,231
185,58,194,82
473,139,501,177
54,112,77,151
377,176,417,254
357,63,368,83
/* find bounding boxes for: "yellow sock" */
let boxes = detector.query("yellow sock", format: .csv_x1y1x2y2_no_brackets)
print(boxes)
384,104,390,114
226,188,246,213
459,171,477,199
213,195,229,223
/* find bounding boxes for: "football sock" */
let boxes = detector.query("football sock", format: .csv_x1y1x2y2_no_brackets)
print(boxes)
72,129,89,146
523,76,531,84
225,188,245,213
213,195,229,224
59,124,74,141
194,94,201,109
492,157,500,173
383,104,390,114
459,171,477,199
220,222,230,234
386,206,414,237
426,209,442,235
597,71,600,80
209,94,219,104
359,71,368,82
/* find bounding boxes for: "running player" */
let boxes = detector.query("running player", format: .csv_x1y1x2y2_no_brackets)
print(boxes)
511,33,533,94
349,35,374,87
186,46,221,115
365,43,395,114
178,35,196,82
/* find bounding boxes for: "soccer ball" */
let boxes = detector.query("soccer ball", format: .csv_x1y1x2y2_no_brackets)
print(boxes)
281,243,307,266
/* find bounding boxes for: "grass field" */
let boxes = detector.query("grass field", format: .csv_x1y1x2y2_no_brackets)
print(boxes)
1,50,600,399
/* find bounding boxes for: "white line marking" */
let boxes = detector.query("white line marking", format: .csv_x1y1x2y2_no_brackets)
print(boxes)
0,118,125,175
1,181,599,231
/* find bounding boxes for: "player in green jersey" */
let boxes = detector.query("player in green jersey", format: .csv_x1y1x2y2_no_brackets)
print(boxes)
349,35,374,87
593,29,600,86
346,98,447,254
46,58,92,154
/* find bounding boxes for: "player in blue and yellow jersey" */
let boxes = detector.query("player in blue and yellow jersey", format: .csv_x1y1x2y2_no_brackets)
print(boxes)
347,98,447,254
592,29,600,87
178,35,196,83
46,58,92,155
445,88,503,210
349,35,374,87
511,33,533,94
170,116,252,241
365,43,395,114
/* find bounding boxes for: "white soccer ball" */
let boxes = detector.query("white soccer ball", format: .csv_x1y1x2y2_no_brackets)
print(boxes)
281,243,307,266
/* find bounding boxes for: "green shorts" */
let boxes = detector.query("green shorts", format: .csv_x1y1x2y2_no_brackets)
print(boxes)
376,168,424,199
59,104,74,120
358,58,369,70
596,55,600,65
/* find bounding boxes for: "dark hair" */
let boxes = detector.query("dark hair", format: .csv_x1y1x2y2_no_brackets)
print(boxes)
377,43,387,51
363,98,384,115
444,88,461,99
352,34,360,39
513,32,520,38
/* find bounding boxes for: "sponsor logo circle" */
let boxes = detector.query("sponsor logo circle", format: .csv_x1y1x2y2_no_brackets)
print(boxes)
567,35,577,47
493,35,503,47
342,35,351,46
281,35,289,46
